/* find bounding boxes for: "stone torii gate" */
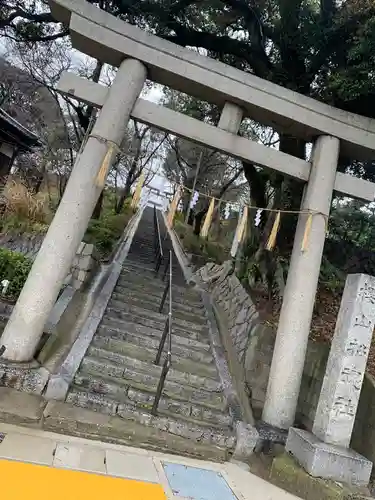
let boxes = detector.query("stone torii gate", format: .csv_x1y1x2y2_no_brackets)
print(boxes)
2,0,375,435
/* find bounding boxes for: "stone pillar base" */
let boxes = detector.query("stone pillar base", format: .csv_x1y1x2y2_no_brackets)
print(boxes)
286,427,372,486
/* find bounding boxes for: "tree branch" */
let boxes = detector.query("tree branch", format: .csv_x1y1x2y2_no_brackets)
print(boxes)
165,26,271,77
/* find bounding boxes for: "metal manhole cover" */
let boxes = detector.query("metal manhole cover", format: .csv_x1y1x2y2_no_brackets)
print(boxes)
162,462,237,499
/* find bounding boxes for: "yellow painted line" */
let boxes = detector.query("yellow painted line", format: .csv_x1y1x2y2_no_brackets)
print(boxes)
0,459,167,499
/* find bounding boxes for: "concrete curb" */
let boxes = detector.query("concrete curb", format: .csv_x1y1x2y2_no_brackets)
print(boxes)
44,207,145,400
161,212,193,284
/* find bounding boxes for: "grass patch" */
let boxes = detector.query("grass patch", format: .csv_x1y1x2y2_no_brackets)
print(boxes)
0,248,32,300
0,181,51,234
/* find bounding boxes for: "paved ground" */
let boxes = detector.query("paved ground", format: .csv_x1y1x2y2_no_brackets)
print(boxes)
0,423,299,499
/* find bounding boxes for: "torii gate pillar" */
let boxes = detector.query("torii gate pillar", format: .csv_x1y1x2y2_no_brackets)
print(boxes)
0,59,147,362
262,135,340,429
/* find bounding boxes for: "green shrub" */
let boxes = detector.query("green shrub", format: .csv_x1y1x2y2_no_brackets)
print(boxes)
84,209,133,259
174,221,229,264
0,248,32,300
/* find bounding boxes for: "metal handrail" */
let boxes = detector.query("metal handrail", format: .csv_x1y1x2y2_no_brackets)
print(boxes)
152,250,172,416
153,205,164,274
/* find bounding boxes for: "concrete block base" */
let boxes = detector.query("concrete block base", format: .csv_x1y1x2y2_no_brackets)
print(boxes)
286,427,373,486
44,375,70,401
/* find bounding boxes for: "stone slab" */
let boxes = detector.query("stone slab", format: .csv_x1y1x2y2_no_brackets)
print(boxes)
42,401,229,461
0,433,56,465
105,450,159,482
53,442,106,473
286,427,372,486
0,387,46,425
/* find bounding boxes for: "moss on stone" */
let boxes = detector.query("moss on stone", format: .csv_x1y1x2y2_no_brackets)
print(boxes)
270,453,371,500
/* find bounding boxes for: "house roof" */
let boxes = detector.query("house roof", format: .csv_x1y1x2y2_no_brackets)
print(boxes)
0,108,42,152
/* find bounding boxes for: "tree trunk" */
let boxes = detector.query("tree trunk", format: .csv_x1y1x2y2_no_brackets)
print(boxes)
193,208,207,235
116,159,137,213
92,190,104,219
116,184,131,214
275,134,306,254
193,168,243,236
241,135,306,297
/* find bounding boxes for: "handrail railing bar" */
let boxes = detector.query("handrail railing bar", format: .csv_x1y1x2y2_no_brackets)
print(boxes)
167,253,172,357
162,252,170,281
155,209,164,259
154,315,169,365
154,206,165,275
151,356,170,416
152,250,173,415
153,206,158,258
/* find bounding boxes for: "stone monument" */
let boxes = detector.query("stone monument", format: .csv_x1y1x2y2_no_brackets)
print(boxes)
286,273,375,486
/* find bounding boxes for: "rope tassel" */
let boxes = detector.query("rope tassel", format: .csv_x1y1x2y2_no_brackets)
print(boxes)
200,197,215,238
167,188,181,228
237,205,248,244
230,206,248,257
301,213,313,252
266,211,281,251
131,171,145,210
95,143,116,188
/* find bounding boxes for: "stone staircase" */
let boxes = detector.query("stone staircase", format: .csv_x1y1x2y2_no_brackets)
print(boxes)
64,208,236,460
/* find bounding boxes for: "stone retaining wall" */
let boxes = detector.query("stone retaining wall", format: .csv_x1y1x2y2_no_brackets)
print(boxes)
193,262,275,414
65,243,99,290
0,233,44,260
0,235,98,292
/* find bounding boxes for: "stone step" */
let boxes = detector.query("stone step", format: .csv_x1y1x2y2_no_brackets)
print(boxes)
60,394,235,457
106,302,208,333
112,289,205,316
44,401,231,461
70,374,230,428
100,316,208,343
88,339,216,379
89,344,218,380
97,323,210,352
92,335,217,392
79,354,224,409
109,295,207,325
121,265,184,283
118,272,199,299
113,283,204,309
92,333,212,366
